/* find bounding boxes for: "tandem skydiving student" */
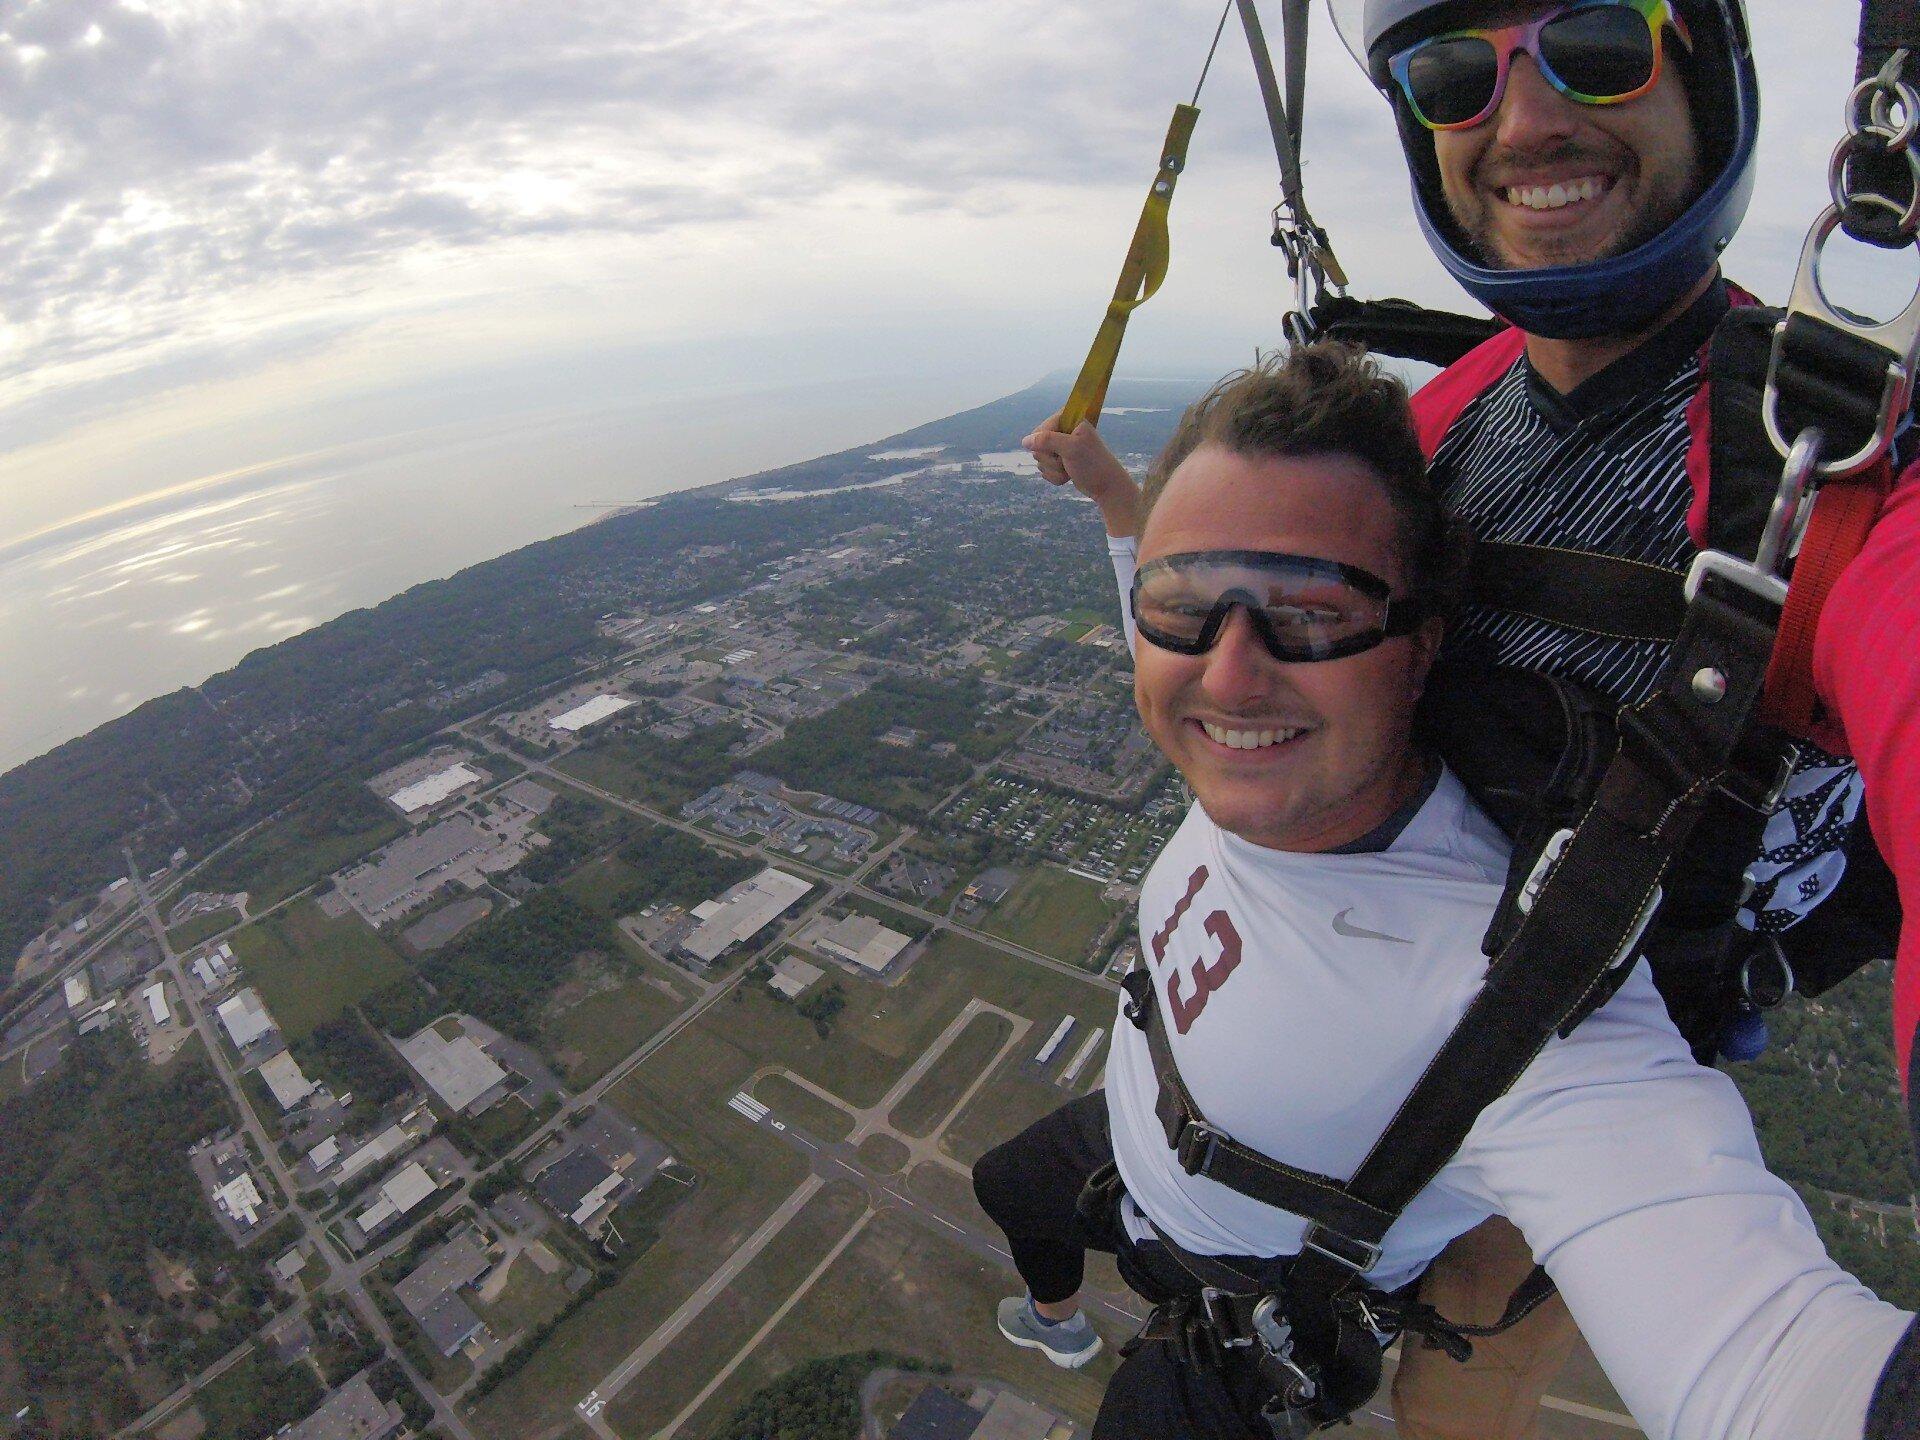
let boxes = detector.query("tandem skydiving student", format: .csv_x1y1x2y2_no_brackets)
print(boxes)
975,343,1916,1440
1026,2,1920,1437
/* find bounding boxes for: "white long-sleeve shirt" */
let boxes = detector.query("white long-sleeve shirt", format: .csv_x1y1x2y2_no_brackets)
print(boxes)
1105,754,1910,1440
1103,534,1909,1437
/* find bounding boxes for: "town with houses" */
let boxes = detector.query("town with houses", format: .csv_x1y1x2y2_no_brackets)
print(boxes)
0,424,1210,1440
5,387,1904,1440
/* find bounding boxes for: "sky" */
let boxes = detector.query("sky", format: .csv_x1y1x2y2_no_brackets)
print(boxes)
0,0,1898,762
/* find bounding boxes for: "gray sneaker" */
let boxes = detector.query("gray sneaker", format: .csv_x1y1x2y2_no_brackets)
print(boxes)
996,1296,1103,1369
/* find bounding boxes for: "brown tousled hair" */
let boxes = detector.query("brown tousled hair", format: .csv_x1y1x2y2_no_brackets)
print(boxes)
1141,342,1470,619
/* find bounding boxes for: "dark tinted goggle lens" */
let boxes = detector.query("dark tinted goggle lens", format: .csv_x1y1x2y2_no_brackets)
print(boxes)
1540,4,1658,98
1131,552,1420,664
1405,35,1500,128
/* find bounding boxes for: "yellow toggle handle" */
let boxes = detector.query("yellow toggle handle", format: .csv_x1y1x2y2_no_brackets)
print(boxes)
1059,103,1201,434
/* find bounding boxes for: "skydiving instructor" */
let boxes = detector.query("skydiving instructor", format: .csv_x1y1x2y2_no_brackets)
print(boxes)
1012,0,1920,1435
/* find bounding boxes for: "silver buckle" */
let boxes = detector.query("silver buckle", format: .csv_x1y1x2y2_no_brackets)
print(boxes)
1299,1221,1382,1274
1202,1286,1254,1348
1685,428,1826,612
1765,208,1920,477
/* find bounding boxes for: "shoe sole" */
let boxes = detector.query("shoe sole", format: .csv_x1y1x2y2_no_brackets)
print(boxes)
998,1320,1104,1370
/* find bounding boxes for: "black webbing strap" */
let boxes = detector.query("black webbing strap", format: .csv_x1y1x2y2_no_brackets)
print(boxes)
1284,571,1781,1302
1858,0,1920,83
1125,567,1781,1315
1123,968,1398,1247
1470,542,1687,643
1308,295,1503,368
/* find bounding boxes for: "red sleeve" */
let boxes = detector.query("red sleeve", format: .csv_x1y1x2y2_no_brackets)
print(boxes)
1812,459,1920,1109
1409,327,1527,459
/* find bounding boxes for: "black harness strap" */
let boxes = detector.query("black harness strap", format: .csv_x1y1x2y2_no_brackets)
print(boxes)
1308,295,1503,368
1470,542,1686,642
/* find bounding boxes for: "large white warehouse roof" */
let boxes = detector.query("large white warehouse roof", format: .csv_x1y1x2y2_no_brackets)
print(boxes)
547,694,634,732
387,763,484,814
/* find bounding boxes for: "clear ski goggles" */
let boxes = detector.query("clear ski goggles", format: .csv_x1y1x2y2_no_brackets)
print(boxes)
1130,550,1430,664
1388,0,1692,132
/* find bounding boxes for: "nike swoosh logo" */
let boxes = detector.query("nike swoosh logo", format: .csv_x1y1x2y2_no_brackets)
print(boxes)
1332,908,1412,945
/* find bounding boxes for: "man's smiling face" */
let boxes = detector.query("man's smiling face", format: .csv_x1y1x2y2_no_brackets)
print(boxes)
1132,444,1439,854
1432,3,1704,271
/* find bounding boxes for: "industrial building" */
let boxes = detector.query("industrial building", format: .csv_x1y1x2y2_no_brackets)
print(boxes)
143,982,171,1026
808,913,912,974
63,973,91,1011
282,1372,405,1440
353,1161,438,1238
397,1023,512,1115
546,693,634,732
215,988,276,1051
258,1050,318,1110
214,1172,265,1228
386,762,486,815
533,1147,628,1231
336,816,491,925
681,868,811,966
768,954,823,999
394,1228,495,1357
1034,1017,1076,1068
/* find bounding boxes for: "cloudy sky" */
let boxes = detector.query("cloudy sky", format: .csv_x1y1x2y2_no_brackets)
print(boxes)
0,0,1891,762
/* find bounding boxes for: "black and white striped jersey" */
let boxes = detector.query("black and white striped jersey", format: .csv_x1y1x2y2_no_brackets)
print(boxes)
1427,286,1862,933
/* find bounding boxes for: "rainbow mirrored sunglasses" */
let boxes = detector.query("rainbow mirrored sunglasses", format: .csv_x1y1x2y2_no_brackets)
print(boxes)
1388,0,1692,132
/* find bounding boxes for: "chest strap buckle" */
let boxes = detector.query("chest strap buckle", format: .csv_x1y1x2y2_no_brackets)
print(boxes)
1176,1120,1227,1177
1299,1220,1383,1275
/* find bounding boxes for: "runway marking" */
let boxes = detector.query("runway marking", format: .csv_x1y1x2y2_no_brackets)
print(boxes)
727,1094,769,1123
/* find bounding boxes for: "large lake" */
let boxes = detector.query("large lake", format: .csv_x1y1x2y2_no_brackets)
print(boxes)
0,372,1018,773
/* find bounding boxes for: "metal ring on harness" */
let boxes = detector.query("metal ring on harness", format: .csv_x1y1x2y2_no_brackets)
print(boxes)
1848,70,1920,151
1765,214,1920,474
1739,935,1798,1011
1830,131,1920,236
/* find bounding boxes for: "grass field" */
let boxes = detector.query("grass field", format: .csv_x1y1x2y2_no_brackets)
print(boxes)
469,1013,812,1437
889,1013,1012,1139
469,928,1115,1439
856,1134,909,1174
752,929,1113,1114
603,1181,870,1437
542,973,681,1088
655,1208,1118,1439
471,1248,574,1340
943,1055,1105,1170
750,1073,855,1143
227,902,410,1041
166,907,242,950
978,866,1118,965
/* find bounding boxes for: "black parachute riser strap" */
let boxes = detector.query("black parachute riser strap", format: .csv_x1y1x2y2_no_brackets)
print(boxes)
1308,296,1503,367
1236,0,1311,225
1325,576,1780,1231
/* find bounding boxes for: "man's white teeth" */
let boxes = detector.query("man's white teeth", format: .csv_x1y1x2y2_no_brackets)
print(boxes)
1201,721,1301,750
1505,176,1606,210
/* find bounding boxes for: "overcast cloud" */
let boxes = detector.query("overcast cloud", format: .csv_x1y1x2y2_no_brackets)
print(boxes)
0,0,1878,539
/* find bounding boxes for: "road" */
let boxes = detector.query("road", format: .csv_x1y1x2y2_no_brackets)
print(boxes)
121,857,481,1440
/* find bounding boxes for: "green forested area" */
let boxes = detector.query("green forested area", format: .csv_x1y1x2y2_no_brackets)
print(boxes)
0,1034,258,1432
615,826,758,909
714,1350,935,1440
292,1015,413,1114
753,677,995,813
417,891,609,1040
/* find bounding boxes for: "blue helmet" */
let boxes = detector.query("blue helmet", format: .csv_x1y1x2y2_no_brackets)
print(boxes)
1339,0,1758,339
